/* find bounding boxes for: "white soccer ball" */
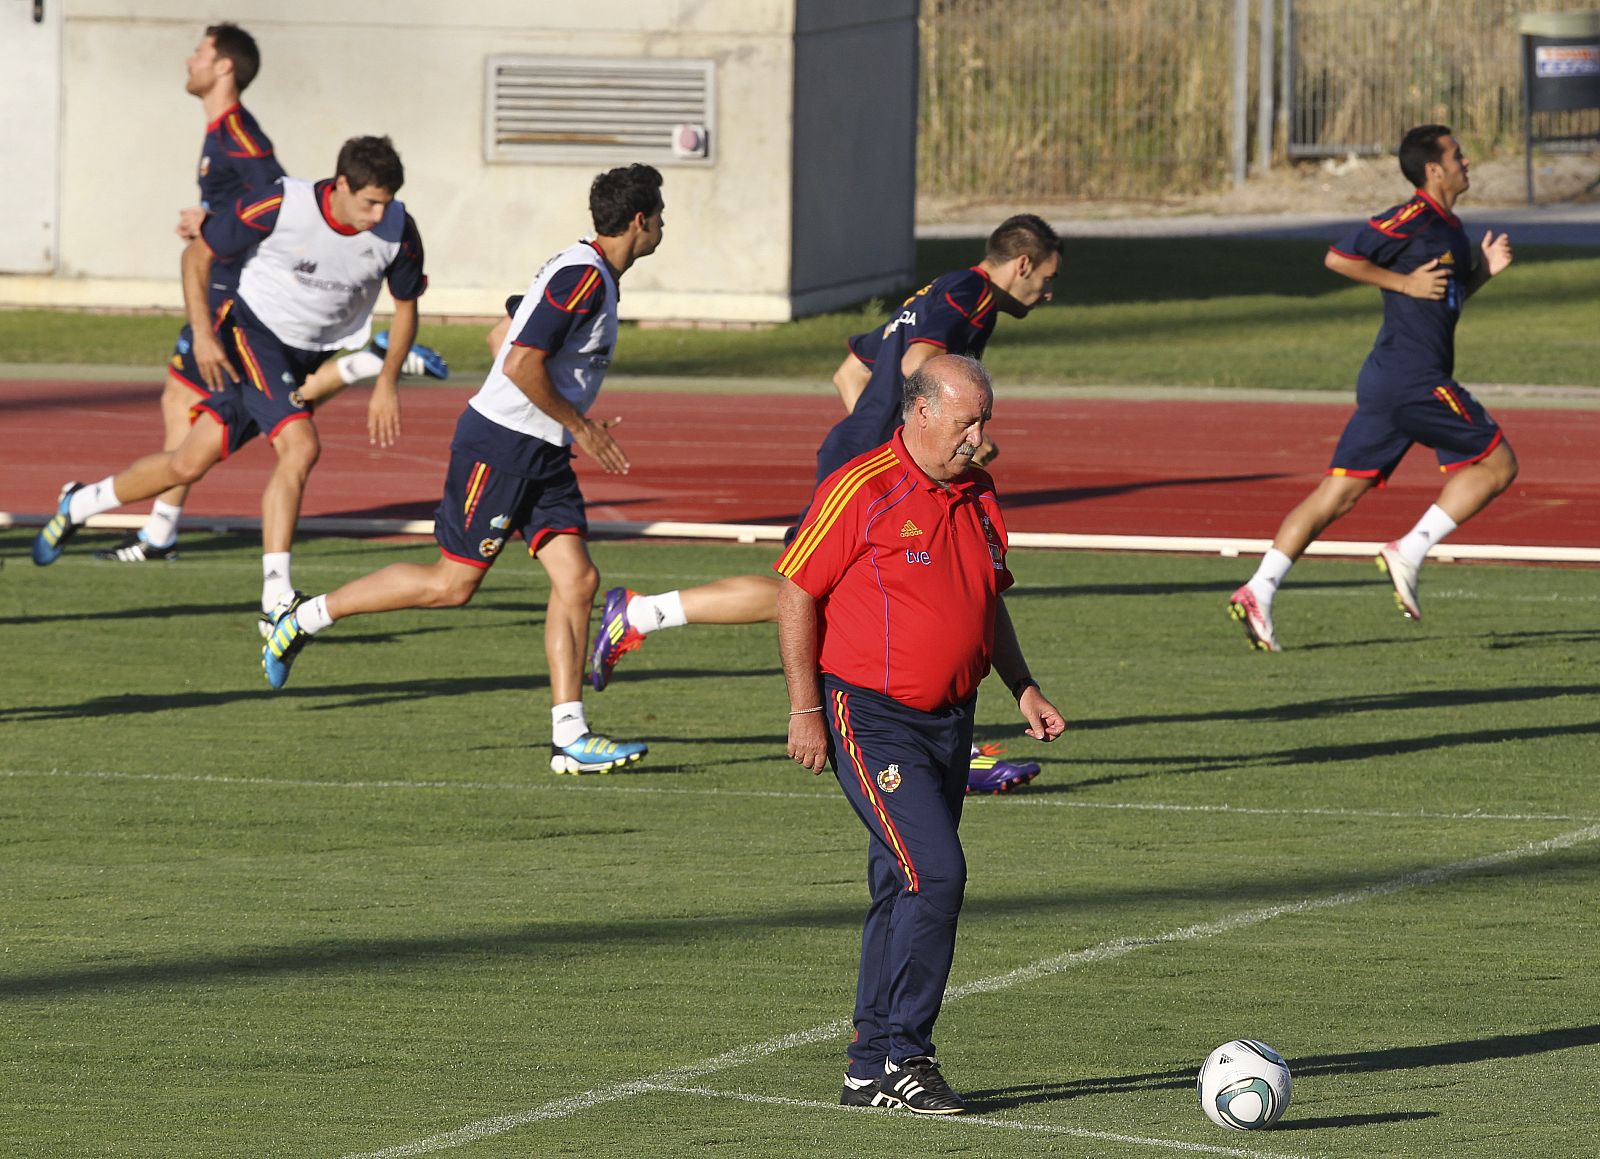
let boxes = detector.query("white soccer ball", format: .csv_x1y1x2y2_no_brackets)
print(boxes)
1197,1039,1291,1130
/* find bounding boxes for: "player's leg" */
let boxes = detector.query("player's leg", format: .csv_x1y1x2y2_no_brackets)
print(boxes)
32,411,228,566
261,554,488,689
1230,406,1403,651
590,573,781,691
824,678,970,1115
1377,392,1517,620
537,533,647,773
260,422,514,688
258,415,320,617
98,338,210,562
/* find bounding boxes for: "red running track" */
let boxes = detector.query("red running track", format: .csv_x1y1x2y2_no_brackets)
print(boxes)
3,378,1597,549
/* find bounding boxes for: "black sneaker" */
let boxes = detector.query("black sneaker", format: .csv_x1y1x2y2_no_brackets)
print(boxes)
879,1056,967,1115
94,534,178,563
839,1076,897,1108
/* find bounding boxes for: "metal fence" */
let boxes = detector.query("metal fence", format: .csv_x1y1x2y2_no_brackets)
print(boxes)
1287,0,1600,157
918,0,1600,201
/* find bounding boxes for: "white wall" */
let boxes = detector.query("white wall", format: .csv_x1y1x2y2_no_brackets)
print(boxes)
0,0,917,322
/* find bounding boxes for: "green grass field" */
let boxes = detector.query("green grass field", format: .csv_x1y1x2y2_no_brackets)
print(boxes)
5,238,1598,391
5,530,1598,1157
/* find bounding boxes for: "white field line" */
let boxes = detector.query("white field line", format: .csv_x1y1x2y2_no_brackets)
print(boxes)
344,822,1600,1157
642,1083,1311,1159
4,507,1599,562
6,766,1598,825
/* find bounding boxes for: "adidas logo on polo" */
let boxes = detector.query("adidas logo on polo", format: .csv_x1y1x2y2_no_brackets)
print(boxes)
899,520,922,538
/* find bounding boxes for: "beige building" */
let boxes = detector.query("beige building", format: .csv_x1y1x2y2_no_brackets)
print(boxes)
0,0,916,322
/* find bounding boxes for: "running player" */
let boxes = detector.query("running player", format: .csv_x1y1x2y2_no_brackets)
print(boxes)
258,164,664,777
1228,125,1518,651
588,215,1064,790
33,136,428,628
99,24,447,566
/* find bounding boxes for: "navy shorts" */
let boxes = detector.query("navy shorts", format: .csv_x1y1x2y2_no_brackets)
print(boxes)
170,311,327,456
1328,382,1504,480
434,429,587,570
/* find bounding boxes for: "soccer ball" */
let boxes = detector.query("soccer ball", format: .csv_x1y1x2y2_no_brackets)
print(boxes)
1196,1039,1291,1130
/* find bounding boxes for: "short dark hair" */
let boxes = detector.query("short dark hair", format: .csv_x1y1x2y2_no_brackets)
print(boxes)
1399,125,1453,188
986,213,1062,265
590,164,664,236
206,23,262,92
902,354,993,417
336,136,405,195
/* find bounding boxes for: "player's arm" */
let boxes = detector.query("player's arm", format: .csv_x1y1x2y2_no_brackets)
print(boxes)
990,598,1066,743
831,351,871,413
1466,230,1513,297
777,578,829,774
1324,249,1447,301
179,237,237,391
176,206,207,241
502,344,629,474
365,296,416,448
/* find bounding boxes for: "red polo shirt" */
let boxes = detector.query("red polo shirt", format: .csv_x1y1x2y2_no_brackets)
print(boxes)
775,429,1013,712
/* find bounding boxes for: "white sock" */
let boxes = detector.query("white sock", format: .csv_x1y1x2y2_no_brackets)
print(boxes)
140,500,183,548
1247,548,1294,602
336,349,385,385
67,476,121,524
261,552,293,613
627,591,686,634
1397,505,1458,568
551,701,588,748
296,594,333,635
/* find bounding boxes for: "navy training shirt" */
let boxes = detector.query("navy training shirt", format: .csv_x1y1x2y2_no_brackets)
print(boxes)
198,102,285,213
1330,191,1474,395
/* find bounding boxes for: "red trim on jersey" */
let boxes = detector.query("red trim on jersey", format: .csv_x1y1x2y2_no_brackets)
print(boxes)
237,193,282,232
167,367,209,398
462,462,492,528
1327,246,1366,262
1441,429,1503,472
222,110,267,158
266,411,313,442
192,405,231,461
231,327,269,397
1413,188,1461,228
833,688,919,892
1369,199,1427,238
527,526,584,556
439,546,493,570
205,102,244,134
1433,384,1472,421
319,182,360,236
907,337,951,350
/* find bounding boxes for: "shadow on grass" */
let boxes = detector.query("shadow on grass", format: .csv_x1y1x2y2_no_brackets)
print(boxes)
1070,683,1600,733
1027,715,1600,792
966,1024,1600,1118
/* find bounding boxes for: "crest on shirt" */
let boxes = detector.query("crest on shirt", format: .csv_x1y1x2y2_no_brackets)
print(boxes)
876,764,902,793
978,510,1004,571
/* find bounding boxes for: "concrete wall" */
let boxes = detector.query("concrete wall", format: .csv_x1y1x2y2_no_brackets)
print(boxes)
0,0,916,322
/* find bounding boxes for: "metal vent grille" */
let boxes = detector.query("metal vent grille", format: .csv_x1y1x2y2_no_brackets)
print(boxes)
486,55,714,165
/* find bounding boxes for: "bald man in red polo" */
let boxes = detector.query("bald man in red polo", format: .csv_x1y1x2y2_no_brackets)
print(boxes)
775,353,1066,1115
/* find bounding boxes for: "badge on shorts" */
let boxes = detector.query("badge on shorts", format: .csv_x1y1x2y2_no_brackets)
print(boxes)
479,537,505,558
288,389,306,409
489,513,510,530
876,764,902,793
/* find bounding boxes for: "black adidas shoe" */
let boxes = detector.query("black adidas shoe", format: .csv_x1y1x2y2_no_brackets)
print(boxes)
839,1076,897,1108
94,534,178,563
879,1056,967,1115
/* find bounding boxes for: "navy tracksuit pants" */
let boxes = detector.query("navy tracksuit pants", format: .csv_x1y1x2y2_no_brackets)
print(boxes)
823,676,974,1079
